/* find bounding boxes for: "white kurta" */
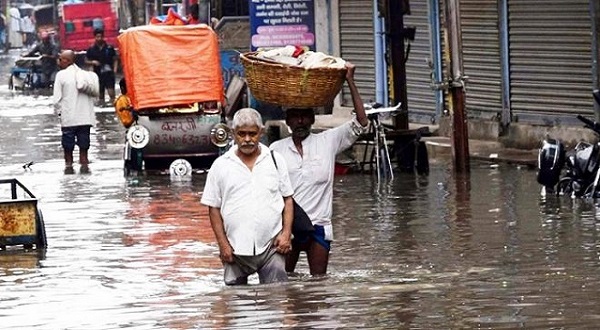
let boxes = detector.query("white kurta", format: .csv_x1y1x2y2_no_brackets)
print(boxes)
8,7,22,48
53,64,96,128
201,144,294,256
270,118,366,240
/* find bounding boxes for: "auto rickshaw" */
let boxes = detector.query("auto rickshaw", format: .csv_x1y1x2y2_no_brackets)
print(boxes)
116,24,230,175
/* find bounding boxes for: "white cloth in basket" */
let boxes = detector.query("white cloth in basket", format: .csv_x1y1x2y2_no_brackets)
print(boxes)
256,46,346,69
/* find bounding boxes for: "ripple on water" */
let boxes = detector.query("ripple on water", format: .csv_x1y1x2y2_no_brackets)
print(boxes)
1,97,600,327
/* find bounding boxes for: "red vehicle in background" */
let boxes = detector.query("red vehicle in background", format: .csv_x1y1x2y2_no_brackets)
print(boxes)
58,1,118,52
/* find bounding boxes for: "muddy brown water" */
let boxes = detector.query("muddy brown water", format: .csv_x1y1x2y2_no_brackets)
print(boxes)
2,52,600,329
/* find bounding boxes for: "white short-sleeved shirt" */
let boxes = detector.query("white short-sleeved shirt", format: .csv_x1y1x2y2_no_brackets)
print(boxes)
53,64,96,128
201,144,294,256
270,118,366,240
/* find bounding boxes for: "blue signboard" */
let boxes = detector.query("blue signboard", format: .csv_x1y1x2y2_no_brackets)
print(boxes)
249,0,316,51
220,50,244,89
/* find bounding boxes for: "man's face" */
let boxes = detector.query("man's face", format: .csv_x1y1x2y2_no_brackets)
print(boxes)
94,33,104,45
57,54,70,69
286,108,315,140
233,124,262,156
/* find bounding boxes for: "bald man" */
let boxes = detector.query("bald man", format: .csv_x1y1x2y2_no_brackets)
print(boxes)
53,50,96,173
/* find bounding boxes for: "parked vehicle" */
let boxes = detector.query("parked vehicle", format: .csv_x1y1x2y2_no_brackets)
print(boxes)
117,24,229,175
537,91,600,198
8,56,46,91
58,1,118,52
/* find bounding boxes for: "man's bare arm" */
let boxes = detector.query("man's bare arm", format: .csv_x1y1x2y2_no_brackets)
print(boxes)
345,62,368,127
208,206,234,263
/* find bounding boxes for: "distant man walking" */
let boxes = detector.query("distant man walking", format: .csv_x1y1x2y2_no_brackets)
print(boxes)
53,50,96,173
85,28,118,107
8,3,22,49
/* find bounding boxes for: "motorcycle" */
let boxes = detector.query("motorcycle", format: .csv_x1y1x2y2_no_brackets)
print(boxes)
537,91,600,198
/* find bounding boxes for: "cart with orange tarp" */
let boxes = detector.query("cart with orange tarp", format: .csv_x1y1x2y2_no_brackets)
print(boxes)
117,24,230,175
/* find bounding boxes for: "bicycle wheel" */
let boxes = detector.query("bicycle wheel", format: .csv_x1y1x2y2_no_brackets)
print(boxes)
374,129,382,180
556,177,574,196
24,71,34,90
377,133,394,180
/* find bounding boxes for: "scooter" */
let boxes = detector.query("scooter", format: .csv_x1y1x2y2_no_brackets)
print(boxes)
537,91,600,198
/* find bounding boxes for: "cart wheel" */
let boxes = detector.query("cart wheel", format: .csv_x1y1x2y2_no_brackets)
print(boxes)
124,149,143,176
8,74,14,90
35,209,47,249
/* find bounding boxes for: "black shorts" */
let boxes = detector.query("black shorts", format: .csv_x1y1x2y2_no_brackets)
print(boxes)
99,71,115,93
61,125,91,151
292,225,331,251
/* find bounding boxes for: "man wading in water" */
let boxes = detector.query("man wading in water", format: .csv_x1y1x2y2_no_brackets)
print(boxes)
270,62,369,276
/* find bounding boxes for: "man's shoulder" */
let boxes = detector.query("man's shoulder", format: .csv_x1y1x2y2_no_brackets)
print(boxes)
56,65,75,77
55,69,66,78
270,137,292,150
211,151,234,167
315,122,354,138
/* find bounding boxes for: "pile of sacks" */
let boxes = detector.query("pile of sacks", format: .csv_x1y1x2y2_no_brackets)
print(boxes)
256,45,346,69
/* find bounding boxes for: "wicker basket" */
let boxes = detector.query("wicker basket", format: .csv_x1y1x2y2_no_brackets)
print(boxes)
240,52,347,108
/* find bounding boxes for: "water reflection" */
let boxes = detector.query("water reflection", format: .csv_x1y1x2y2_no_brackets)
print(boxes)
3,66,600,326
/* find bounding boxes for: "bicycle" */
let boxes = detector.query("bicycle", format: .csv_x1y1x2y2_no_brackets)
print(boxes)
364,102,402,182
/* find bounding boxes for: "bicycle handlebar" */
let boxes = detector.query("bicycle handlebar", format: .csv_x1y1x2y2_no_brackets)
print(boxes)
577,114,600,134
365,103,402,116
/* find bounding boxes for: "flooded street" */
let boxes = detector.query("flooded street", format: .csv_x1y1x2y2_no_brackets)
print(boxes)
3,51,600,329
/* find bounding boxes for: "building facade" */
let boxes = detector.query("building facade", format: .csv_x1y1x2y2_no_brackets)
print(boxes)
326,0,600,138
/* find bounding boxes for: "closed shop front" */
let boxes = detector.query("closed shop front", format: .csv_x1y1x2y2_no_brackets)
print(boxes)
508,0,594,123
339,0,376,105
404,0,439,123
459,0,503,120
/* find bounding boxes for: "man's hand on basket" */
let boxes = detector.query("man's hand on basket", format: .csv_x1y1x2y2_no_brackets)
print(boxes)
345,61,356,82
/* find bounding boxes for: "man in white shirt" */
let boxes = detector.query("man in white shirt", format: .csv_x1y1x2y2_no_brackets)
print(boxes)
53,50,96,173
8,4,22,49
201,108,294,285
270,62,369,276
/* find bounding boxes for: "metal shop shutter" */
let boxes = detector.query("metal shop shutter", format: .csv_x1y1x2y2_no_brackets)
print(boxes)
404,0,438,123
339,1,376,105
509,0,593,123
460,0,502,120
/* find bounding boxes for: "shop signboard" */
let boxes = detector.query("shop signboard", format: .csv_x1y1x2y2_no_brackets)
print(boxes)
249,0,315,51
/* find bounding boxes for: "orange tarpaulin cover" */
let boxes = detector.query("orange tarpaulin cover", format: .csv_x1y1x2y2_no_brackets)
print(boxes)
117,24,224,111
149,8,188,25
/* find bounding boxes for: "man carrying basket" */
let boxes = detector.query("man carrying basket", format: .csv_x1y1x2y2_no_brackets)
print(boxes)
270,62,369,276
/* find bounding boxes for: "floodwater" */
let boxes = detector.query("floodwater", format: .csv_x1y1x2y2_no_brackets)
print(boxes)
3,51,600,329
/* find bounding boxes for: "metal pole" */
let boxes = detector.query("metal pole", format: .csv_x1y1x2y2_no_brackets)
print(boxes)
374,0,386,105
498,0,511,129
590,0,600,120
387,0,409,130
444,0,470,173
199,0,210,24
429,0,443,120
